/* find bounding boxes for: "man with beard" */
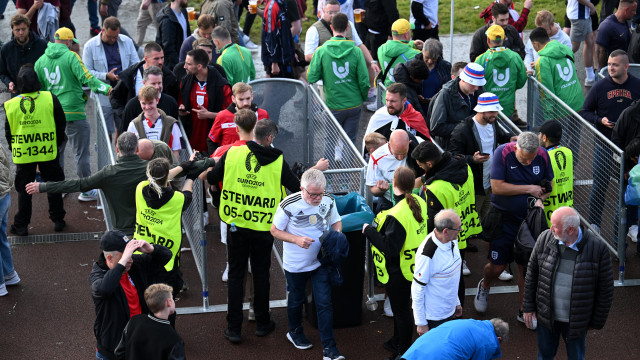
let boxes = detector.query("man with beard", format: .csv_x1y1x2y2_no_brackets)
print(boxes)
0,14,47,97
207,82,268,155
156,0,190,70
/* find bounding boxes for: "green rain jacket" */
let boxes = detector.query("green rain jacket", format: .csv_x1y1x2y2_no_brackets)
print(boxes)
377,40,421,87
534,40,584,112
475,46,527,117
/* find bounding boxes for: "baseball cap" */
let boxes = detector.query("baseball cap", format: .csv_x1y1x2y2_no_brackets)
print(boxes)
485,25,505,42
391,19,414,36
474,92,503,112
100,230,130,252
459,63,487,86
535,120,563,140
54,27,79,44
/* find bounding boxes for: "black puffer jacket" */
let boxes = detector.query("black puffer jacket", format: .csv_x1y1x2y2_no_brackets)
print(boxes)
523,227,614,340
612,99,640,172
392,61,425,118
469,23,525,61
156,5,191,70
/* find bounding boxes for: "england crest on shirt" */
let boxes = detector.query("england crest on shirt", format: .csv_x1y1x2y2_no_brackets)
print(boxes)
533,166,540,175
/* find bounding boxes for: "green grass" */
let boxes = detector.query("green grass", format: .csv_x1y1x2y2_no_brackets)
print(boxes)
193,0,569,43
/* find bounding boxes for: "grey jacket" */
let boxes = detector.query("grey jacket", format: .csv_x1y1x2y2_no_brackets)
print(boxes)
0,147,13,198
523,227,614,340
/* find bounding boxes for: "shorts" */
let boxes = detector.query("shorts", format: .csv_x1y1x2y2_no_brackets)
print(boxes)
569,18,593,42
483,206,520,265
564,12,599,31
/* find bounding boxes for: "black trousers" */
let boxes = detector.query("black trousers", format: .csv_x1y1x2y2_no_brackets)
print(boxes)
413,25,440,41
226,226,273,332
386,270,414,356
14,158,65,227
365,32,388,61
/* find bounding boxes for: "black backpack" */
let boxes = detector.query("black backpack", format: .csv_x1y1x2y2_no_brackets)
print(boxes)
514,202,549,269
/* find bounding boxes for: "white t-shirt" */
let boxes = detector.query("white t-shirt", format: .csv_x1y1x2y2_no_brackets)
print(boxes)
304,20,363,56
127,116,182,150
473,118,494,190
566,0,591,20
273,192,341,273
365,143,407,202
524,24,573,70
409,0,439,28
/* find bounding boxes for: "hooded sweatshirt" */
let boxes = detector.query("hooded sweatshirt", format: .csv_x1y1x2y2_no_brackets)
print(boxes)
35,42,111,121
307,36,370,111
376,40,421,86
534,40,584,112
475,46,527,117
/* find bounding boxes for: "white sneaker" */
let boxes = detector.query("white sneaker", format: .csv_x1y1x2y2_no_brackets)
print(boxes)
366,102,378,112
628,225,638,243
383,296,393,317
248,307,255,321
474,279,489,313
222,262,229,282
78,189,98,201
590,223,601,235
462,261,471,276
498,269,513,281
245,40,259,50
584,77,596,87
0,283,6,297
4,271,20,285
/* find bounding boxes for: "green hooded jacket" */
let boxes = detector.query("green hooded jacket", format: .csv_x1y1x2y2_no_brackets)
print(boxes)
534,40,584,112
35,42,111,121
307,37,370,111
475,47,527,117
217,43,256,86
377,40,421,86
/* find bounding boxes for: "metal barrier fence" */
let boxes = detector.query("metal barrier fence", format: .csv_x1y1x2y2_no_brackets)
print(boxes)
92,92,116,231
597,64,640,80
526,75,627,281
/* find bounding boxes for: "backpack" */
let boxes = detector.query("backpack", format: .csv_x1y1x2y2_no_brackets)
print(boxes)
261,0,295,66
514,202,548,269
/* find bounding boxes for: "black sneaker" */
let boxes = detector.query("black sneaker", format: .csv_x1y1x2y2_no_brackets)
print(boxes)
224,328,242,343
382,338,398,354
255,320,275,337
286,328,313,350
54,220,66,232
323,347,345,360
10,224,28,236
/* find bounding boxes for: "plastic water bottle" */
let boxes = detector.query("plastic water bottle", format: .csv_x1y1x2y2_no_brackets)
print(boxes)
230,223,237,232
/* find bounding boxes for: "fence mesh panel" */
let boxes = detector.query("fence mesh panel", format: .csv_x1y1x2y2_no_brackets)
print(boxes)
527,76,623,254
92,93,116,230
598,64,640,80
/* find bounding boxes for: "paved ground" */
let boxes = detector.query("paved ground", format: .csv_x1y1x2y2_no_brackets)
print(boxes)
2,1,639,359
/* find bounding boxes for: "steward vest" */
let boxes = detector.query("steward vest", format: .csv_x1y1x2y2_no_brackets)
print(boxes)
219,144,286,231
543,146,574,226
370,195,428,284
5,91,57,164
312,19,354,48
427,166,482,249
132,109,178,147
134,181,185,271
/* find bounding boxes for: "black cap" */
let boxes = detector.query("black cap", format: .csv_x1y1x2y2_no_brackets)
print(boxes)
100,230,130,252
535,120,563,140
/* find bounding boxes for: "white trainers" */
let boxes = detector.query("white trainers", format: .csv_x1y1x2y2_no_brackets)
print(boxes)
0,283,6,296
474,279,489,313
366,102,378,112
248,307,256,321
383,296,393,317
222,262,229,282
245,40,259,50
78,189,98,201
498,269,513,281
584,77,596,87
628,225,638,243
462,260,471,276
4,271,20,285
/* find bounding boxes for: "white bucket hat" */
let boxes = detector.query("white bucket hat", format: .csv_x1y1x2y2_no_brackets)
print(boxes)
459,63,487,87
473,92,503,112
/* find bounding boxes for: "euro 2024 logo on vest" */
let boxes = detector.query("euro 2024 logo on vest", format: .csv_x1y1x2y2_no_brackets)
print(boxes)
332,61,350,80
556,59,574,82
493,68,510,87
44,66,61,86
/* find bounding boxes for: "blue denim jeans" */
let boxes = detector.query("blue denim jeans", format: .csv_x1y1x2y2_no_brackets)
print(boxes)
285,267,336,349
0,193,13,283
536,322,586,360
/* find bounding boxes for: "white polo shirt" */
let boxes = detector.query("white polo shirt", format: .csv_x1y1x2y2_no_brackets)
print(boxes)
273,192,341,273
566,0,591,20
411,232,462,325
365,143,406,202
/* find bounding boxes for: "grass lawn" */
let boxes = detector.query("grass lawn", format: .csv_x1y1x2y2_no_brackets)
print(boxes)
191,0,569,42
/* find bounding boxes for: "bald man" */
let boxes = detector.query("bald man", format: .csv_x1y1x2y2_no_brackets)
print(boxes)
365,130,422,213
138,138,178,165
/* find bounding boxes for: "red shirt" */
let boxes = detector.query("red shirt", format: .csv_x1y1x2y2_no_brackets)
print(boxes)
119,273,142,318
187,82,232,152
208,108,269,147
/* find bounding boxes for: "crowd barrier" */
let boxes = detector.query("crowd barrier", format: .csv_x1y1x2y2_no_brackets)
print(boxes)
597,63,640,80
92,93,117,231
526,75,627,282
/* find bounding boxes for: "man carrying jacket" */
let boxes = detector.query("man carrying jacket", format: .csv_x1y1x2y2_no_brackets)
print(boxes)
34,27,112,202
90,230,172,360
470,3,525,62
0,14,47,97
523,206,613,359
307,13,370,145
474,25,527,119
156,0,190,71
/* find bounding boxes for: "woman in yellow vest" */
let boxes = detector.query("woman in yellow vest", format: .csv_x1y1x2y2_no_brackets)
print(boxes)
134,158,194,295
363,167,428,359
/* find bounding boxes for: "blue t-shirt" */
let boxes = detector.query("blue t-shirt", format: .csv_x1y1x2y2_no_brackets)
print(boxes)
596,14,632,54
102,41,123,77
490,142,554,220
422,67,441,99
